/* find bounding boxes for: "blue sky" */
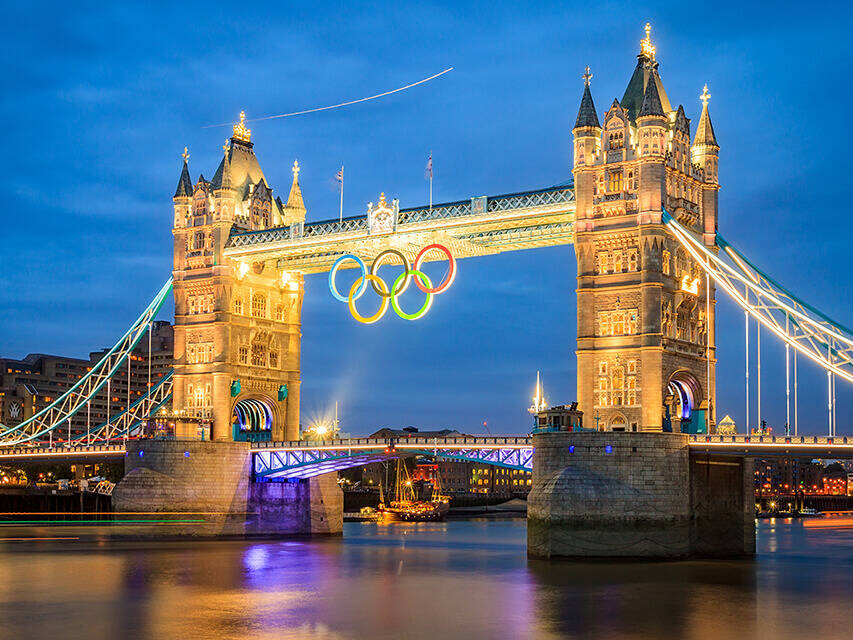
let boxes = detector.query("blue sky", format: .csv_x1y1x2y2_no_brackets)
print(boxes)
1,1,851,435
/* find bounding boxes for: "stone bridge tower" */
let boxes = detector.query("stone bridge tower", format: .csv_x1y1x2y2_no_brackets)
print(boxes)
573,25,719,433
171,114,306,441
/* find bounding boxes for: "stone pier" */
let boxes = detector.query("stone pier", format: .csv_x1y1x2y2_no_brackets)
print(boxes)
527,432,754,559
112,440,342,538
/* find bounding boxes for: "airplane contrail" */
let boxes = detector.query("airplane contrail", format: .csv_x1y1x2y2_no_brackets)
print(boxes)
202,67,454,129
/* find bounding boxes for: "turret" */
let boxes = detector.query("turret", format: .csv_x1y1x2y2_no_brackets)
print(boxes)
173,147,192,229
281,160,307,225
572,66,601,230
636,72,668,221
692,85,720,244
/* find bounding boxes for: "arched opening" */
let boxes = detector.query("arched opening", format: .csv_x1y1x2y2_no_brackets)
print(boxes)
663,371,705,434
609,414,627,432
232,398,274,442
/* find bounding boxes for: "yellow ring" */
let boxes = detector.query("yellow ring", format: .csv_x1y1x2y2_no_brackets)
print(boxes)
348,275,389,324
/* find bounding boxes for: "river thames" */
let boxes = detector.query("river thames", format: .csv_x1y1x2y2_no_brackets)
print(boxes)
0,516,852,639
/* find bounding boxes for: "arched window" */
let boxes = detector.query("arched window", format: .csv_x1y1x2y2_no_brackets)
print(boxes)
188,296,196,315
612,250,623,273
251,293,267,318
611,367,624,406
234,297,243,315
628,249,638,271
269,348,279,369
186,384,194,407
274,304,284,322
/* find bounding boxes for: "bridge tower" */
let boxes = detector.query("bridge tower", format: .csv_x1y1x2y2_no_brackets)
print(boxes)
171,114,306,441
573,25,719,433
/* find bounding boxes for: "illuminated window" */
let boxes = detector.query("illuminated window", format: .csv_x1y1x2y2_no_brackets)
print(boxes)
251,341,266,367
612,311,625,335
188,296,196,314
628,249,638,271
269,349,278,369
627,310,638,335
251,293,267,318
234,297,243,315
662,250,671,275
627,378,637,405
598,312,611,336
238,346,248,364
598,362,607,375
275,304,284,322
612,250,623,273
597,252,609,274
627,360,637,375
607,170,623,192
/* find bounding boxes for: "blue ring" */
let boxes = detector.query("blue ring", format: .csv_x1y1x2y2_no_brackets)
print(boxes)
329,254,367,302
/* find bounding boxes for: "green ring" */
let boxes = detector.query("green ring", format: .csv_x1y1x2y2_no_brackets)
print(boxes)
390,270,433,320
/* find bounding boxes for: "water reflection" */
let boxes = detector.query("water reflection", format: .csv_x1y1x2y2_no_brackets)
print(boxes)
0,517,851,639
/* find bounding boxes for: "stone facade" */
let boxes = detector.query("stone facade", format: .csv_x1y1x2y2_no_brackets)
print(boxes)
171,116,306,441
113,440,342,537
573,26,719,432
527,431,754,558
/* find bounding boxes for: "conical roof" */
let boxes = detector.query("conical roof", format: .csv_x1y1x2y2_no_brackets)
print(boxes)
693,101,718,147
638,74,666,119
281,160,306,222
574,83,600,129
174,160,193,198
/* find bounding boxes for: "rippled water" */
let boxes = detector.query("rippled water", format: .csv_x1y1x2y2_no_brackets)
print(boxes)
0,516,852,639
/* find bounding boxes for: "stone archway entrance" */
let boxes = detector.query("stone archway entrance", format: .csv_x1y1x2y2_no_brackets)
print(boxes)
232,397,274,442
664,371,705,434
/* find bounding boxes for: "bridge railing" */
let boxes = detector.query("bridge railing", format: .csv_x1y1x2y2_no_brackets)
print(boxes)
689,435,851,445
252,436,532,450
0,443,126,457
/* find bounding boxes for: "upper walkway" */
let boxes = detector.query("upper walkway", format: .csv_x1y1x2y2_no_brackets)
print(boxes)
222,184,576,273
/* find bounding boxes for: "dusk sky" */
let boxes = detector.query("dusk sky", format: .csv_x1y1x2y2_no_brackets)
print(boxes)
1,1,851,435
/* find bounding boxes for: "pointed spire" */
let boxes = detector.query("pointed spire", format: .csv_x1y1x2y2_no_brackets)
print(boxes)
674,104,690,135
693,85,718,147
220,139,232,189
282,159,306,221
174,147,193,198
574,66,600,129
638,73,665,119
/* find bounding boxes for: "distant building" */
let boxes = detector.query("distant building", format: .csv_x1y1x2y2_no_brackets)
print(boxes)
0,321,173,437
360,427,532,496
535,403,584,432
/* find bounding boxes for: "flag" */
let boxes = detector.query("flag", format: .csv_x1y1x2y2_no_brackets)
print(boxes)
425,154,433,180
335,166,343,184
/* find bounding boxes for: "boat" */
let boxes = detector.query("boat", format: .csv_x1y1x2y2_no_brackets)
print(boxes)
798,507,822,517
378,459,450,522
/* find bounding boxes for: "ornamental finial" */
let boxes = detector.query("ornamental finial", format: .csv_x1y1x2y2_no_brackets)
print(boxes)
232,110,252,142
700,84,711,107
181,146,189,163
292,159,300,179
582,65,593,86
641,22,656,60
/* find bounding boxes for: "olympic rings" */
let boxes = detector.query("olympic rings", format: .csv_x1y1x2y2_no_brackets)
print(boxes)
348,275,389,324
413,244,456,294
390,270,433,320
329,254,367,302
329,244,455,322
369,249,411,297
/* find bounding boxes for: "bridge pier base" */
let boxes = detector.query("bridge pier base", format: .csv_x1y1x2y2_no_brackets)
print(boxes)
112,440,342,538
527,432,754,559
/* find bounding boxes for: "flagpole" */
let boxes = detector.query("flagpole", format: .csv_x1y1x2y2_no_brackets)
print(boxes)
429,151,433,211
339,165,344,224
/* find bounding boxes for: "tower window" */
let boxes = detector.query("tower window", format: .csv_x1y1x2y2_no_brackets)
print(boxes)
238,346,248,365
234,297,244,315
251,342,267,367
275,304,284,322
251,293,267,318
607,170,623,193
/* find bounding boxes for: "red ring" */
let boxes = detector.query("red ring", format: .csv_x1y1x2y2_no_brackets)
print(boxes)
413,244,456,294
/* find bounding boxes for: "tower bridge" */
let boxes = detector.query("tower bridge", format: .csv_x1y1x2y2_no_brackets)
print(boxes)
1,25,852,557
